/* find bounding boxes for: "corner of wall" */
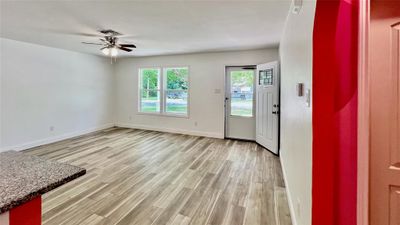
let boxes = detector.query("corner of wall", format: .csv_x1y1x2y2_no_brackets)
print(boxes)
0,39,117,151
280,151,299,225
111,59,119,126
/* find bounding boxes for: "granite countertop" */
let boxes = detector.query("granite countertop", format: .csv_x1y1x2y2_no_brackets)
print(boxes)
0,151,86,213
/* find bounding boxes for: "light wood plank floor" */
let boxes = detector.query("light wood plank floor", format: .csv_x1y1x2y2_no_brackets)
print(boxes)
24,127,292,225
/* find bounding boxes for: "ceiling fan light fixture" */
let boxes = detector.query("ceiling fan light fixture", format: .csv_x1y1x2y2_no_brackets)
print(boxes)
82,29,136,59
102,47,110,56
110,47,118,57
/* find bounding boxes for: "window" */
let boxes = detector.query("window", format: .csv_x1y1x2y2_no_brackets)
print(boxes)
139,67,189,116
139,68,161,113
230,70,254,117
164,67,189,115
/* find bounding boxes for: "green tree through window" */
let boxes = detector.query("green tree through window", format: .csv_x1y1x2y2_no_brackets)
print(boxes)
140,68,160,112
165,67,189,114
231,71,254,87
230,70,254,117
166,68,188,90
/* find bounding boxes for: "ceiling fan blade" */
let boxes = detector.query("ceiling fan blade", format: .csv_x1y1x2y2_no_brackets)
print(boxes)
118,46,133,52
39,28,101,37
119,44,136,48
70,32,100,37
82,42,103,45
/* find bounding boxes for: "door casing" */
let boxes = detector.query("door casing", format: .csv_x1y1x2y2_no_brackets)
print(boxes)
357,0,370,224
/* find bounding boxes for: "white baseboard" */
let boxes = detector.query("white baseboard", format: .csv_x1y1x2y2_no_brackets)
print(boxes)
280,154,298,225
115,123,224,139
0,123,115,152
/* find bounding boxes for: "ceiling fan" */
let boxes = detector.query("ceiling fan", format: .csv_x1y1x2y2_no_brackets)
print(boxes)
82,29,136,57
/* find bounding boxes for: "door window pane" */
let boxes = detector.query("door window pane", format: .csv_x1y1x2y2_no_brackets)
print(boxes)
140,90,160,112
165,90,188,114
230,71,254,117
259,69,273,86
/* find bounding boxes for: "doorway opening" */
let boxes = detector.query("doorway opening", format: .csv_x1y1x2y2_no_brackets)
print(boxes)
225,66,256,141
224,62,280,155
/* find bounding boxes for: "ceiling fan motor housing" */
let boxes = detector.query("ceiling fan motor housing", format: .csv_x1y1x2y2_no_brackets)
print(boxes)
104,36,118,45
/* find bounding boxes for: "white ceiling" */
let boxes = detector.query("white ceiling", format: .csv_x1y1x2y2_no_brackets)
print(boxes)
0,0,291,57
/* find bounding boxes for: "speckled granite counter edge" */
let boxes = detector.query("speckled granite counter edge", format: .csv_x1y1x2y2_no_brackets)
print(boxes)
0,169,86,214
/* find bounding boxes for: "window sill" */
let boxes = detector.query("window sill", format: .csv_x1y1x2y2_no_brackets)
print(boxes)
136,112,189,119
228,115,254,118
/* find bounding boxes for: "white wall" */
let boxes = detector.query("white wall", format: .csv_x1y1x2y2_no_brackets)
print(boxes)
0,38,114,151
115,49,279,138
279,1,316,225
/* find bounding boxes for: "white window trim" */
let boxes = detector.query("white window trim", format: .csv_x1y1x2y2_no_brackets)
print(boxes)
138,66,190,118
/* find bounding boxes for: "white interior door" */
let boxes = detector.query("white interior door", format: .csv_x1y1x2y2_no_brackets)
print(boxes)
256,61,279,154
225,66,256,140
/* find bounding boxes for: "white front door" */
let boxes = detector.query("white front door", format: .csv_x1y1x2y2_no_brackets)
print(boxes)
256,61,279,154
225,66,256,140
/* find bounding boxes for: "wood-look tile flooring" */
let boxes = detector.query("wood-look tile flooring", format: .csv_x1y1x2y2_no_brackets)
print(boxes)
25,127,291,225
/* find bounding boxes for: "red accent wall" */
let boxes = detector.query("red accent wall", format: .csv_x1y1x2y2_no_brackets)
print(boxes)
9,197,41,225
313,0,358,225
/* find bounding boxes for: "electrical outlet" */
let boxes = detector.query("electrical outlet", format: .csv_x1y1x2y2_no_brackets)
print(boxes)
49,126,54,132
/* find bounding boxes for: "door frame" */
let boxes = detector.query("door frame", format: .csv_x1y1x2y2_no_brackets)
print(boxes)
224,65,257,140
358,0,370,225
